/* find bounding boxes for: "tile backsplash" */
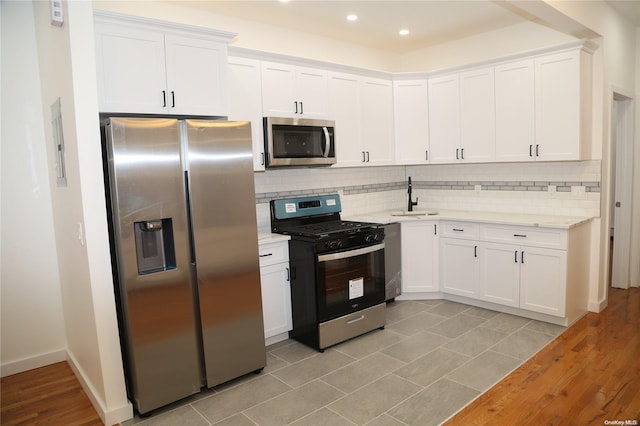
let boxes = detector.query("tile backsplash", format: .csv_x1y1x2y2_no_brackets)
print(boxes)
254,160,601,233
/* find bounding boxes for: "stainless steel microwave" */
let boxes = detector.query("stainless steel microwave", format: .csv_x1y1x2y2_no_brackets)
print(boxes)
263,117,335,168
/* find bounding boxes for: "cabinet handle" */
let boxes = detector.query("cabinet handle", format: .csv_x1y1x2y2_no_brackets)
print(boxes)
162,90,167,107
514,234,527,238
456,148,460,160
294,101,298,114
536,144,540,157
461,148,464,160
362,151,366,162
529,144,533,157
521,251,525,264
261,152,265,166
434,224,437,235
171,91,175,107
300,101,304,115
474,245,478,258
515,250,518,263
366,151,370,162
259,253,273,258
452,228,464,232
426,150,429,161
286,267,290,282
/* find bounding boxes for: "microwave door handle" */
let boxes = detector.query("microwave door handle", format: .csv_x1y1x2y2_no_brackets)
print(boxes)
322,127,331,158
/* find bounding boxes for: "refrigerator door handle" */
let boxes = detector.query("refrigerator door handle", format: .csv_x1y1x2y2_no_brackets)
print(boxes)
184,170,197,264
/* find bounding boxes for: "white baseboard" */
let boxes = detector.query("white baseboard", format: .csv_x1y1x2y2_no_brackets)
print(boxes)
66,350,133,426
588,297,608,313
1,349,67,378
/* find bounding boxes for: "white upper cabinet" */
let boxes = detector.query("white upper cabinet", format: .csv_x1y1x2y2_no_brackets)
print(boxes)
361,77,395,166
534,49,588,161
394,80,430,165
94,14,232,116
428,68,495,164
495,47,591,162
164,35,228,116
227,56,265,171
261,62,328,118
494,59,535,162
329,72,394,167
428,74,460,164
459,67,495,163
95,24,167,114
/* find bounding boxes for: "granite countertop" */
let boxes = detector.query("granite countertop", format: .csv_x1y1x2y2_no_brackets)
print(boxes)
258,232,291,244
345,209,593,230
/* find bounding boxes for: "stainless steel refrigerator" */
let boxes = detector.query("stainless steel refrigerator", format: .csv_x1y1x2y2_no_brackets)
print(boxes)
102,117,266,414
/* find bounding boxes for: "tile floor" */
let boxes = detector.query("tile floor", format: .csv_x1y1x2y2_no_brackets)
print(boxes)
123,299,565,426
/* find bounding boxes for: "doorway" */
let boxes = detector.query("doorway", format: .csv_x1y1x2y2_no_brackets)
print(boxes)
609,92,635,289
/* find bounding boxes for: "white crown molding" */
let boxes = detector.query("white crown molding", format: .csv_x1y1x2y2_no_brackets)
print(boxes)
93,10,237,43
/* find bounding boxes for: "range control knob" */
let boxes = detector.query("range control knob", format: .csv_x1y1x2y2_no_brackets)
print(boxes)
365,233,379,243
325,240,344,250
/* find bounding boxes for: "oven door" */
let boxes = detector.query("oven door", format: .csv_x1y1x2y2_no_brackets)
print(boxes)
316,242,385,322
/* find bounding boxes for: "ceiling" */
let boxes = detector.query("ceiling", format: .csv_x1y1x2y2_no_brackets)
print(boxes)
167,1,639,53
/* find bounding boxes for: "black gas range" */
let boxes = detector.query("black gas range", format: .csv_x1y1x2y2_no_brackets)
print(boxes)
270,194,386,351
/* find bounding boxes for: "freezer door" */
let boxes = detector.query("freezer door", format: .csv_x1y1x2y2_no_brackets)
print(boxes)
104,117,202,414
185,120,266,386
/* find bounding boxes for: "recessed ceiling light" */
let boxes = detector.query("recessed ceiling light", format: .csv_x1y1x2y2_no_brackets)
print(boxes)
346,14,358,21
399,29,410,36
279,0,290,3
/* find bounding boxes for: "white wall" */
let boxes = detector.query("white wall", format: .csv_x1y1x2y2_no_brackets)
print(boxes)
0,1,67,376
92,0,395,72
28,1,131,424
546,1,638,306
398,21,575,72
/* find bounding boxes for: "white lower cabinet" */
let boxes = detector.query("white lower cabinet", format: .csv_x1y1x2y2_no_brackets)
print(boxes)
519,246,567,317
258,241,292,342
478,242,520,307
436,221,581,322
440,238,479,298
401,221,439,293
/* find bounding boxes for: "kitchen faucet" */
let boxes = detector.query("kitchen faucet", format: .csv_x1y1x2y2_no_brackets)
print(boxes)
407,176,418,212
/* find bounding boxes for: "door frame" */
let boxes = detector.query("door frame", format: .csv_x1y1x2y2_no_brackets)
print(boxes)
609,90,635,289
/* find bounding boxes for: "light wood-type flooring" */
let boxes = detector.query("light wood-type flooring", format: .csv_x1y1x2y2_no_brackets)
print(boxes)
1,287,638,425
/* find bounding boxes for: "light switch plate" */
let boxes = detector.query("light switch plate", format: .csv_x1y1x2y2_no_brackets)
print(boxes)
50,0,63,26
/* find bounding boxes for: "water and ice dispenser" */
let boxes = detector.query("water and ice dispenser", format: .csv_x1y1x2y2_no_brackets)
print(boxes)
134,219,176,275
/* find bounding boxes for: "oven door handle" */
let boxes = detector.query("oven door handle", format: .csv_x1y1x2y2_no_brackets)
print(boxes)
317,242,385,262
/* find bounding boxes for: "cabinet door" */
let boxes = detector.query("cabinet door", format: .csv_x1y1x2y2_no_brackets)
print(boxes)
478,242,520,307
459,67,495,163
519,247,567,317
394,80,430,165
329,72,364,167
428,74,460,163
165,35,228,116
401,221,438,293
440,238,478,297
261,61,297,116
495,60,534,162
260,263,292,339
361,77,395,165
95,24,167,114
535,51,581,161
295,66,328,118
228,57,265,171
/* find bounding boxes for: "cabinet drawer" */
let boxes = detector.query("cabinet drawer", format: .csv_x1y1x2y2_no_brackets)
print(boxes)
259,241,289,267
480,224,567,249
440,221,480,240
